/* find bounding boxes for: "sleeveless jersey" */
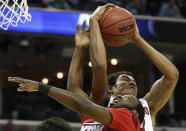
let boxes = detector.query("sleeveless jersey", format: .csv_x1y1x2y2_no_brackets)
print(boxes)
108,96,154,131
139,99,153,131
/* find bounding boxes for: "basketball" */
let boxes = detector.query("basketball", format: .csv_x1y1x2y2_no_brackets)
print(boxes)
99,7,136,46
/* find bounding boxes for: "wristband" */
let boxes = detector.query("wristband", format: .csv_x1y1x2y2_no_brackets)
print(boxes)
39,83,52,95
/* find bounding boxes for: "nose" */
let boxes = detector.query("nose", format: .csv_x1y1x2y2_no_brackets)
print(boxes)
113,98,119,103
114,99,118,103
129,81,136,87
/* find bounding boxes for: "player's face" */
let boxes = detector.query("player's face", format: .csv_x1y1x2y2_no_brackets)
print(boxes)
110,95,138,108
113,74,137,97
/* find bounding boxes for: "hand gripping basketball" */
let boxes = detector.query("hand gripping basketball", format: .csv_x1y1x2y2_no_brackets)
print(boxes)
91,3,116,21
99,6,136,46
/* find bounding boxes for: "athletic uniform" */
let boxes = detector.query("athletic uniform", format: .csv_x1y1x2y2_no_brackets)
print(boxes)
108,97,154,131
81,108,140,131
139,99,153,131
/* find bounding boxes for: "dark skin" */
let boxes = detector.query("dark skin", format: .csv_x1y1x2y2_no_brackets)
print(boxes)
8,77,139,126
67,3,115,106
67,3,179,129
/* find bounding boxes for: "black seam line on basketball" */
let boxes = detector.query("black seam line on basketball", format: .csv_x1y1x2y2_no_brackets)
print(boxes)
102,31,133,36
100,8,121,28
102,17,134,29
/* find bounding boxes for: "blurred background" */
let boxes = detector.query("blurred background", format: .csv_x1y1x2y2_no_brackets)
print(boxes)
0,0,186,131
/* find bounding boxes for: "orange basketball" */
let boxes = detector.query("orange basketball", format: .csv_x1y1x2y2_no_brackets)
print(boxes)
99,7,136,46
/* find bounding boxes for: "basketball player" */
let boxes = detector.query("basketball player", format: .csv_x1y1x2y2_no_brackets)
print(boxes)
8,77,144,131
67,3,179,131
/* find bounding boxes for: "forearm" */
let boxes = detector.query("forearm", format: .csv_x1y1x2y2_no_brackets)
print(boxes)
89,18,108,104
48,87,88,113
90,18,107,69
46,86,111,125
134,37,179,80
135,37,179,113
67,47,85,91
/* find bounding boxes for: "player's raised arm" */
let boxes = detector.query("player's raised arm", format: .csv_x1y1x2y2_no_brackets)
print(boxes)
8,77,112,125
88,4,115,105
67,21,89,99
130,24,179,115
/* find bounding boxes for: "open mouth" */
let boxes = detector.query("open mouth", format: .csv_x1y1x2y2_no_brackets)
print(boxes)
130,86,136,90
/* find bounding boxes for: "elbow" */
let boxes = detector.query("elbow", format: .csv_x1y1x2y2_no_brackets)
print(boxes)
173,68,179,81
166,68,179,82
171,68,179,81
175,68,179,77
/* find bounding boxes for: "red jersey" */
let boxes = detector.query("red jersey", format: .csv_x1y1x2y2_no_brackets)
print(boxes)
81,108,140,131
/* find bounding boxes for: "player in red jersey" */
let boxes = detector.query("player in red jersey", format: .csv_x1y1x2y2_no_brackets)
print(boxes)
8,77,144,131
67,3,179,131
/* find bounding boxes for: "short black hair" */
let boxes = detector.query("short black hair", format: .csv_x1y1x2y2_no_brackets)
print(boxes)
107,71,134,86
34,117,72,131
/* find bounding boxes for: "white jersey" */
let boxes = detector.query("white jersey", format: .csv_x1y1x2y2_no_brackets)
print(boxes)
139,98,153,131
108,96,153,131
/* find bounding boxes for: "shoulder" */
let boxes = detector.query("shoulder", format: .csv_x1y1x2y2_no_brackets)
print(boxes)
108,108,140,130
108,108,134,123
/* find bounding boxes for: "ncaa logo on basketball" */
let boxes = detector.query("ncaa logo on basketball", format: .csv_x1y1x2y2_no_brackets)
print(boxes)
119,24,134,33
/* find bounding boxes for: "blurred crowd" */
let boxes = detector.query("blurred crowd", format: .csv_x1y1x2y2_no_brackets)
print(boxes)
2,94,80,122
28,0,186,18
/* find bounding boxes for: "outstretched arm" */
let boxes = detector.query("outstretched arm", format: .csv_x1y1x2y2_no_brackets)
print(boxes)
67,21,89,99
88,4,115,105
8,77,112,125
130,24,179,115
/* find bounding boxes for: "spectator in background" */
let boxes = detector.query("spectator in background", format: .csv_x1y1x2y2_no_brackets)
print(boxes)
3,120,13,131
177,0,186,18
34,117,72,131
159,0,182,18
125,0,139,15
67,0,81,10
83,0,98,11
83,0,105,11
134,0,147,14
47,0,71,10
157,103,180,127
147,1,159,16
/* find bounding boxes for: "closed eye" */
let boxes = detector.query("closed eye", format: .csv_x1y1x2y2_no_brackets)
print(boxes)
120,76,130,82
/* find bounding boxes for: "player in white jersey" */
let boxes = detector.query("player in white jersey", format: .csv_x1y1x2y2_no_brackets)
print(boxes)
67,3,179,131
